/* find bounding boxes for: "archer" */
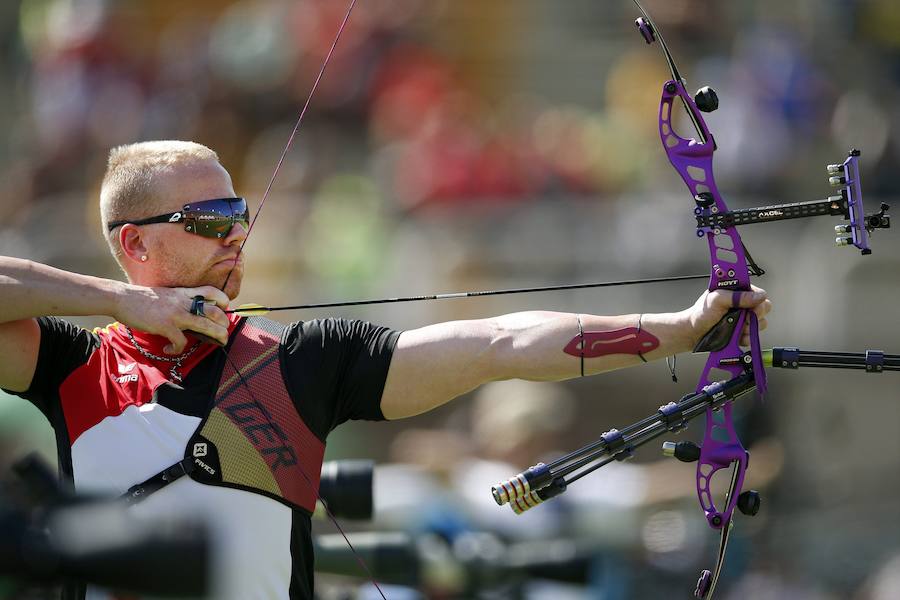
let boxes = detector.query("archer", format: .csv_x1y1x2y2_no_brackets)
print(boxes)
0,140,771,599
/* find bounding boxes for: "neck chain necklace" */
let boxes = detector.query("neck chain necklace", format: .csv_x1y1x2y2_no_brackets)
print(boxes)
125,326,202,383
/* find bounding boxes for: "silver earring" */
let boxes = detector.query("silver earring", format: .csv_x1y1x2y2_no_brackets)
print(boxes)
140,255,148,262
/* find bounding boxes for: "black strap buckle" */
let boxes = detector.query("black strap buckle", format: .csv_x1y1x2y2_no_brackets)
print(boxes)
162,458,195,482
122,458,195,505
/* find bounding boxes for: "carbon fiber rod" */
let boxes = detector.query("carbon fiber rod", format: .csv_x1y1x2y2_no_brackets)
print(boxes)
491,374,757,507
764,347,900,372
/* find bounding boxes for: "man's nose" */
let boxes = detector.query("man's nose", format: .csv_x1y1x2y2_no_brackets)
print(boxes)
223,220,249,245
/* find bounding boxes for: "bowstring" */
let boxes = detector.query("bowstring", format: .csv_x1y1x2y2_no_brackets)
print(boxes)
222,0,358,294
214,1,387,597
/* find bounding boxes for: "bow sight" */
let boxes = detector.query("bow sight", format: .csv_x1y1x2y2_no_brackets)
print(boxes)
491,2,895,599
694,150,890,255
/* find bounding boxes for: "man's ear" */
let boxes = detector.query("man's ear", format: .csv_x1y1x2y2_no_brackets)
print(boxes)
119,224,149,264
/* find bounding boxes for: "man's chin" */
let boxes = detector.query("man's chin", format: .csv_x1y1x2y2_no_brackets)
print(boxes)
225,287,241,301
222,272,243,301
194,275,242,301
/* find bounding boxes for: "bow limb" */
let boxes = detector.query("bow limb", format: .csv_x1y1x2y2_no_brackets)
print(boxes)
634,2,764,597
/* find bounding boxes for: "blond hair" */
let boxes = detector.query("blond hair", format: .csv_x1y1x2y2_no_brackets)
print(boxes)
100,141,220,268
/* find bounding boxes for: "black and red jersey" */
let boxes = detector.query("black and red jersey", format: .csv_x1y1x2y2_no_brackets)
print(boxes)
6,314,399,600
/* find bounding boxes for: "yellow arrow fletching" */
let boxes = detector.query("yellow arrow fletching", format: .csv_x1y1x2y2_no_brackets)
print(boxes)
233,303,270,317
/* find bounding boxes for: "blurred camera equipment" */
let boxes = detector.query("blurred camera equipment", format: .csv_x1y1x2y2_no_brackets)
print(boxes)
0,454,209,598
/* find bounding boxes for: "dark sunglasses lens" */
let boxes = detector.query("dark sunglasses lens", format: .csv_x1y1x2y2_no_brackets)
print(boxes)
234,205,250,228
191,215,233,238
184,198,249,238
184,198,246,217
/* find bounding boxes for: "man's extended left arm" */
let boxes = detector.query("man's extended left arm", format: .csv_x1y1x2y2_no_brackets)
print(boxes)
380,287,771,419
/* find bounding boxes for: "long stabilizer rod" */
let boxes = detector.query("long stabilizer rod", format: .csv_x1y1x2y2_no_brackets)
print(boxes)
764,347,900,372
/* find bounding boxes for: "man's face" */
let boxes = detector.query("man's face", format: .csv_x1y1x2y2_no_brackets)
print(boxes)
142,160,247,300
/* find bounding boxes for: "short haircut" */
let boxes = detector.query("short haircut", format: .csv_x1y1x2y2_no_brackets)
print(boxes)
100,141,220,268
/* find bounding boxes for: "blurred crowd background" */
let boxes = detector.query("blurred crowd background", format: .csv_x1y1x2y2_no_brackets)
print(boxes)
1,0,900,598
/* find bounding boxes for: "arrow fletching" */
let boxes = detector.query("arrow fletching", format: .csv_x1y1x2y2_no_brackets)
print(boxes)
231,303,270,317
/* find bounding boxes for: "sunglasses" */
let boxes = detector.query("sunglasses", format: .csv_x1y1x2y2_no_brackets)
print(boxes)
107,197,250,239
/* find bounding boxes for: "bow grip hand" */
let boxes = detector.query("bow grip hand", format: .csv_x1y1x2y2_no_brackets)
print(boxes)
693,308,744,353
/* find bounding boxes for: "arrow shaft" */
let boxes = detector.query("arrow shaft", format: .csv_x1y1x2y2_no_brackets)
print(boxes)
228,273,716,314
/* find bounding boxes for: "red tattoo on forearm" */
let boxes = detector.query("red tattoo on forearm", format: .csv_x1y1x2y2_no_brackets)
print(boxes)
564,327,660,358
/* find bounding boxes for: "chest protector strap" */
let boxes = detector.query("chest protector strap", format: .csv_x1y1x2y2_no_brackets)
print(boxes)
124,317,326,514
